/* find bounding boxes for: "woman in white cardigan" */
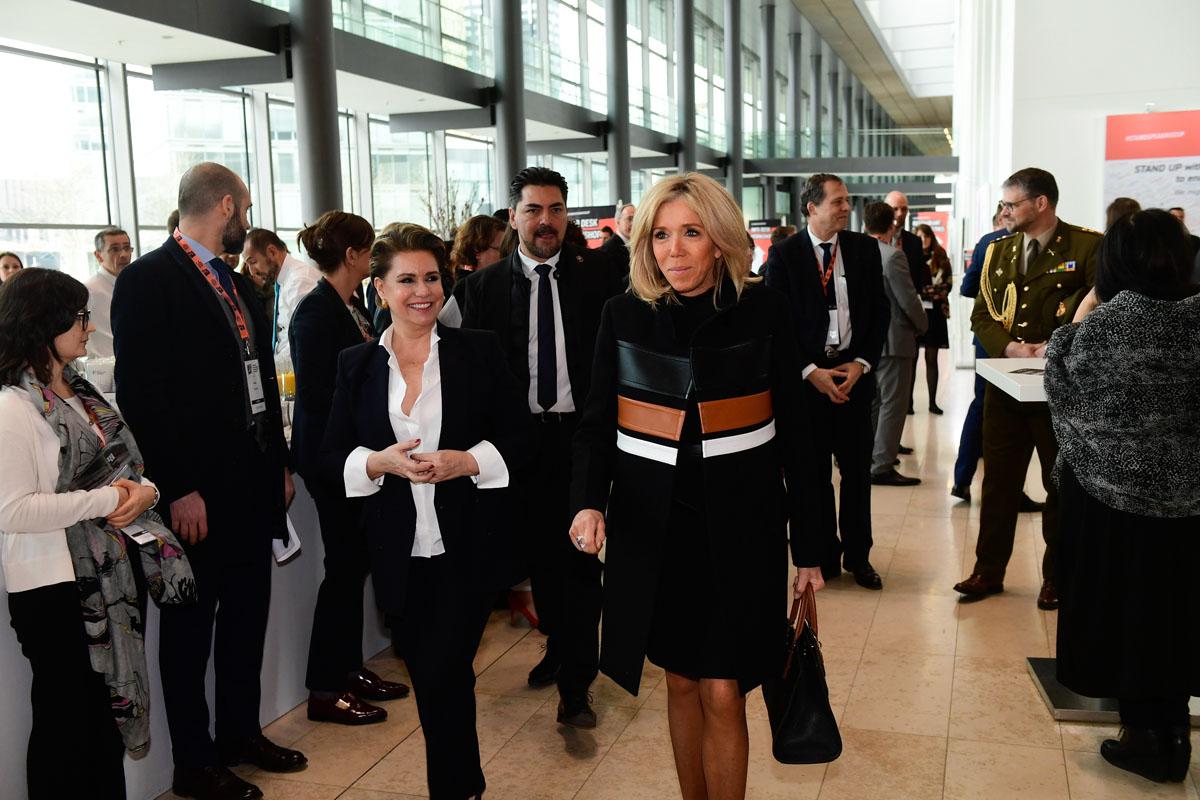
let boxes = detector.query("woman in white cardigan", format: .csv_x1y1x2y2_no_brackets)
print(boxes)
0,268,192,800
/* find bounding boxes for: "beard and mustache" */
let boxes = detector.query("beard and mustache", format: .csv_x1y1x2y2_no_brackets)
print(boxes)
221,207,249,255
523,224,563,260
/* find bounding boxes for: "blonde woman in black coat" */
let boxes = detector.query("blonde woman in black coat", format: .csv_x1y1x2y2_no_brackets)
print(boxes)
569,174,823,799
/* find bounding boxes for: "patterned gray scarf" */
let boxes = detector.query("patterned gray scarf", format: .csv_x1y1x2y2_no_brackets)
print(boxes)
20,367,196,752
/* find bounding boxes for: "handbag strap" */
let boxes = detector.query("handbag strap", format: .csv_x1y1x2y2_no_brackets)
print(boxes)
782,583,820,677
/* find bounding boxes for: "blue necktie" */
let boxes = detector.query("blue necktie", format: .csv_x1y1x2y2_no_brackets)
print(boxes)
534,264,557,411
208,257,237,299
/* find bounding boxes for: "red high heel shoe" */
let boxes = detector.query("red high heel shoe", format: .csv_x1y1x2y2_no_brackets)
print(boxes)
507,591,538,629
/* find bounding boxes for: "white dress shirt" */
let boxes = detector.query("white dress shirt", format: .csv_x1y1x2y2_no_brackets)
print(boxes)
84,268,118,358
274,253,322,360
517,248,575,413
803,227,872,379
342,326,510,558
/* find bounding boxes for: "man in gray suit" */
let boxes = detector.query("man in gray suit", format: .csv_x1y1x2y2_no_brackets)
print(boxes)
865,201,927,486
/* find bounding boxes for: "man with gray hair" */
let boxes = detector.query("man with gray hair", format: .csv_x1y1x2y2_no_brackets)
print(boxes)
112,162,304,800
84,226,133,358
864,202,926,487
599,200,635,278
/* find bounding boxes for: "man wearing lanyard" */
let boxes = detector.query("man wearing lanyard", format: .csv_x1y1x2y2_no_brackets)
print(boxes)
112,162,303,800
763,173,890,590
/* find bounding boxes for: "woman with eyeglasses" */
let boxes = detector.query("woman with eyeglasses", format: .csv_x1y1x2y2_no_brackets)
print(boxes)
0,268,193,799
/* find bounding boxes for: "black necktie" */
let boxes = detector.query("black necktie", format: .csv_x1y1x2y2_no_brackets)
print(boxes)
208,257,236,298
820,242,836,307
534,264,557,411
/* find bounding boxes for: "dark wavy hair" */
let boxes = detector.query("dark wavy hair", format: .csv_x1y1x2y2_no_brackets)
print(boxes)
1096,209,1197,303
449,214,506,277
0,268,90,386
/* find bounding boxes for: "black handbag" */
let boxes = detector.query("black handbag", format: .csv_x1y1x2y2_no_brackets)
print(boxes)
762,584,843,764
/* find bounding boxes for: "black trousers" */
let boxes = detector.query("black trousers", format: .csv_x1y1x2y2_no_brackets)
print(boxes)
804,371,876,569
393,555,493,800
305,480,370,692
974,386,1059,582
1120,697,1192,729
9,582,126,800
159,520,272,768
527,414,602,696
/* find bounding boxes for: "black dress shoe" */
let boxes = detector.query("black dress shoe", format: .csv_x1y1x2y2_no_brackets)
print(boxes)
172,766,262,800
557,692,597,729
527,644,561,687
897,445,914,455
929,404,944,415
308,691,387,725
845,561,883,590
950,484,971,503
1101,726,1191,783
219,734,307,773
1037,579,1060,611
349,667,410,701
1019,493,1046,513
871,469,921,487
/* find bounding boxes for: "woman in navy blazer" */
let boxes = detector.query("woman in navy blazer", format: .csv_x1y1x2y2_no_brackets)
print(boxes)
289,211,413,726
321,224,533,800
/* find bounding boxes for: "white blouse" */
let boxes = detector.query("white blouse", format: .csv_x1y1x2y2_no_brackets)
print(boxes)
343,326,509,557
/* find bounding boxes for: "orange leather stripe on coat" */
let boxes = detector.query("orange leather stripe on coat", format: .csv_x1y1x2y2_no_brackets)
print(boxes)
617,396,686,441
698,390,773,434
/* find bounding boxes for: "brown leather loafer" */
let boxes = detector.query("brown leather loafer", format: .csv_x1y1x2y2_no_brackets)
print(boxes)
1037,579,1060,610
308,692,387,725
219,734,307,773
953,573,1004,601
349,668,410,701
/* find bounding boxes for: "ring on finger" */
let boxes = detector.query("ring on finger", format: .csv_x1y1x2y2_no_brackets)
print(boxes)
575,535,585,548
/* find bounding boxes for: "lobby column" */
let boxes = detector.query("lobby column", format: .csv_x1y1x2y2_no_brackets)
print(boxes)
675,0,697,172
829,58,840,157
290,0,342,221
724,0,743,198
809,41,823,156
786,27,803,215
493,0,526,206
760,1,776,217
606,0,631,204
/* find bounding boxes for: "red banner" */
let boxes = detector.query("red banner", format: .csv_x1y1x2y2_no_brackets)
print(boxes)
913,211,950,250
1105,110,1200,161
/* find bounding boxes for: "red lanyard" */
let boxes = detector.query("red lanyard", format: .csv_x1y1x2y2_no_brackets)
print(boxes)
817,239,839,292
173,229,252,350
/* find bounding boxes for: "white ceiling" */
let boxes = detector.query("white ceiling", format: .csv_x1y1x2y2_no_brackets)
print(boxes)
861,0,955,98
3,0,269,65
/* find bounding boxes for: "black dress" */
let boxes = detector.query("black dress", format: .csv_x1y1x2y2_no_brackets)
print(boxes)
1056,461,1200,700
918,252,950,349
644,290,742,680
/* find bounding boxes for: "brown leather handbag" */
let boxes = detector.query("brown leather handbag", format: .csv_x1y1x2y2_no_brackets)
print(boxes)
762,584,843,764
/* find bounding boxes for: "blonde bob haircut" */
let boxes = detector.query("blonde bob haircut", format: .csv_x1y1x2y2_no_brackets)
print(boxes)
628,172,758,306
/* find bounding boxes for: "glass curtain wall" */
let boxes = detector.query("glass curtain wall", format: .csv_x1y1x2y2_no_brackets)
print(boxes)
0,49,110,280
370,119,432,228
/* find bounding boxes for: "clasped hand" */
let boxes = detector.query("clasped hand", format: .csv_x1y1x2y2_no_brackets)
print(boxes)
106,478,157,529
807,361,864,404
367,439,479,484
569,509,606,555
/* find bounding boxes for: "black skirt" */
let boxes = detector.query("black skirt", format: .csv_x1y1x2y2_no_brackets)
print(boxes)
645,496,743,683
919,307,949,348
1055,462,1200,700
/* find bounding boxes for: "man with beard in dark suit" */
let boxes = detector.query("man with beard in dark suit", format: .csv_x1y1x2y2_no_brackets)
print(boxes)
763,173,890,591
461,167,625,729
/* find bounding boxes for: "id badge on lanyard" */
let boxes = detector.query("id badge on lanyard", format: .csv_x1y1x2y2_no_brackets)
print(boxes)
244,358,267,415
827,309,840,346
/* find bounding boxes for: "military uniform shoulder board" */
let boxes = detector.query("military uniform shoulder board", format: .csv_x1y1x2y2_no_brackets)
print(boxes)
1070,223,1103,237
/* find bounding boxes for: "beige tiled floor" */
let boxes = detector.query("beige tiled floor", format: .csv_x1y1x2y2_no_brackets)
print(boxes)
159,360,1199,799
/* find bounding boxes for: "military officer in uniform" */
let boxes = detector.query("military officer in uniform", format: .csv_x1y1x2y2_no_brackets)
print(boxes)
953,167,1101,610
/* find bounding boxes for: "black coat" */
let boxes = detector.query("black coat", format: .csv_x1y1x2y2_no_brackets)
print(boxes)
320,325,535,615
460,243,627,407
899,228,932,292
762,229,890,370
598,234,631,280
570,282,819,695
288,277,371,484
111,236,288,538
